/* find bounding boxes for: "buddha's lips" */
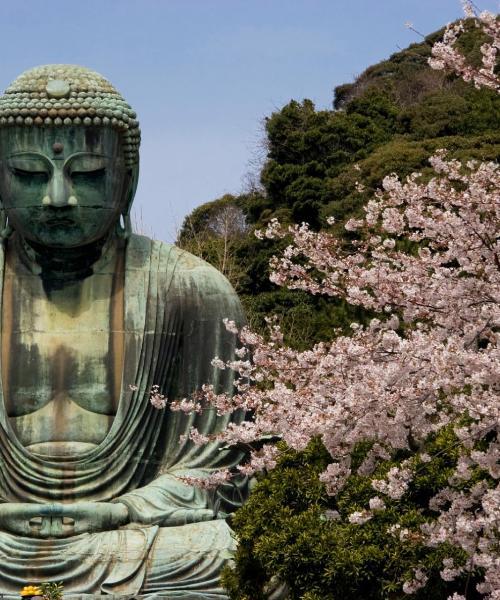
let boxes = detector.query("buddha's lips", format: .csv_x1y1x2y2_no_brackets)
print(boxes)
44,217,75,226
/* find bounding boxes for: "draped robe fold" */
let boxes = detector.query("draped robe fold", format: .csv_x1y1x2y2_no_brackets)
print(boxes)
0,234,246,598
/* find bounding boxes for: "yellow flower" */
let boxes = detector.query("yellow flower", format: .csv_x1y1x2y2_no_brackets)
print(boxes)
20,584,42,596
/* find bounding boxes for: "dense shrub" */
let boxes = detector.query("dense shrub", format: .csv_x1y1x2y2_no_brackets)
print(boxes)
222,432,489,600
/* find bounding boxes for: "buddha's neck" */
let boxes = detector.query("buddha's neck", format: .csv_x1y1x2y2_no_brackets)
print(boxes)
13,233,119,289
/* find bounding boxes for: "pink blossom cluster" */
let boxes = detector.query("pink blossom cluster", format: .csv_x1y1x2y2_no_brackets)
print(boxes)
429,2,500,92
178,469,232,490
149,384,167,409
402,568,429,595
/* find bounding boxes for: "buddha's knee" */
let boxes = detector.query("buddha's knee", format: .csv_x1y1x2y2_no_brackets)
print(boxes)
142,520,235,597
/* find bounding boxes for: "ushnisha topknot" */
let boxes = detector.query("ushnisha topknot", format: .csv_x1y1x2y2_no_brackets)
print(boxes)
0,64,140,167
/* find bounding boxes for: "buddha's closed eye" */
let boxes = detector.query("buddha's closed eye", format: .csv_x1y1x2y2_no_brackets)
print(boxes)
70,171,106,191
10,167,49,184
71,167,106,175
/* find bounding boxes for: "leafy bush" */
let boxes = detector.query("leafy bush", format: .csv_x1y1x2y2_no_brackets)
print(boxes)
223,431,489,600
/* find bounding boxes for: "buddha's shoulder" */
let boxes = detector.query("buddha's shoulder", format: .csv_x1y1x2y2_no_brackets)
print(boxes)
127,234,236,295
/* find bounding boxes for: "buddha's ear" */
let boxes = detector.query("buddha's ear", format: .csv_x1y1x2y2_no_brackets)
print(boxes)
117,163,139,240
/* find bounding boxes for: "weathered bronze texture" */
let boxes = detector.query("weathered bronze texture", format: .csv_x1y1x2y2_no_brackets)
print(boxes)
0,65,246,598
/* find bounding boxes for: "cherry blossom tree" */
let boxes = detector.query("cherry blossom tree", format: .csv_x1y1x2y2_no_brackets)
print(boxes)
167,5,499,598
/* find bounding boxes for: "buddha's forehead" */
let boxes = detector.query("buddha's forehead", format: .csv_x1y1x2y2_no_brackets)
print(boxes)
0,126,122,160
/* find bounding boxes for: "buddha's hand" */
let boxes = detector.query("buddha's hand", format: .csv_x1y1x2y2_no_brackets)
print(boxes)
0,501,129,538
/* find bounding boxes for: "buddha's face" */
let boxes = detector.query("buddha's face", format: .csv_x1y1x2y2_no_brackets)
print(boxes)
0,126,129,248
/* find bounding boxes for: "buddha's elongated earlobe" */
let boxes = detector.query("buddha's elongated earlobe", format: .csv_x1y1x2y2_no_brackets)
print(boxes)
116,165,138,240
0,205,12,243
116,212,132,240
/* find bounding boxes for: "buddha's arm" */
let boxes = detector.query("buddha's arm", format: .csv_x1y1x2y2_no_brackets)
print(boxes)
114,254,247,527
112,472,218,526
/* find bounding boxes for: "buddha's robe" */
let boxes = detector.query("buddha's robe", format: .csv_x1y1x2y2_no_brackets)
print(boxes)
0,234,246,598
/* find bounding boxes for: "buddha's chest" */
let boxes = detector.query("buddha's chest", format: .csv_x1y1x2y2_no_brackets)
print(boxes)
1,255,125,454
6,292,113,414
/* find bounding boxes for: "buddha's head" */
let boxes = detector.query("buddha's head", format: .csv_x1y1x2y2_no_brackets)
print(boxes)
0,65,140,248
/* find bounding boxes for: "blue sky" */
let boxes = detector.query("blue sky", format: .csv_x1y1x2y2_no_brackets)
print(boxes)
1,0,498,240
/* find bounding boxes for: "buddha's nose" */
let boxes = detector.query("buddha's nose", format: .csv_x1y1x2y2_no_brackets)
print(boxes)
44,171,77,207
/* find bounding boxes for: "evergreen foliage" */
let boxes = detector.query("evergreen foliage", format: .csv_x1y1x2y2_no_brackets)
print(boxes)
222,432,489,600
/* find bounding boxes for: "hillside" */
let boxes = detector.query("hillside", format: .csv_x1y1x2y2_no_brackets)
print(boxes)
177,21,500,348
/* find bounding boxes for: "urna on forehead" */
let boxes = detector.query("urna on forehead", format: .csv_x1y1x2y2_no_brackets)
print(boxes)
0,64,140,167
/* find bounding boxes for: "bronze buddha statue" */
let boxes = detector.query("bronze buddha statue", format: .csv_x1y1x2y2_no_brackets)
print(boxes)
0,64,245,598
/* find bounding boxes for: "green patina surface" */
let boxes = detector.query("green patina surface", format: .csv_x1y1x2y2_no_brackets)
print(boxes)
0,65,246,599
